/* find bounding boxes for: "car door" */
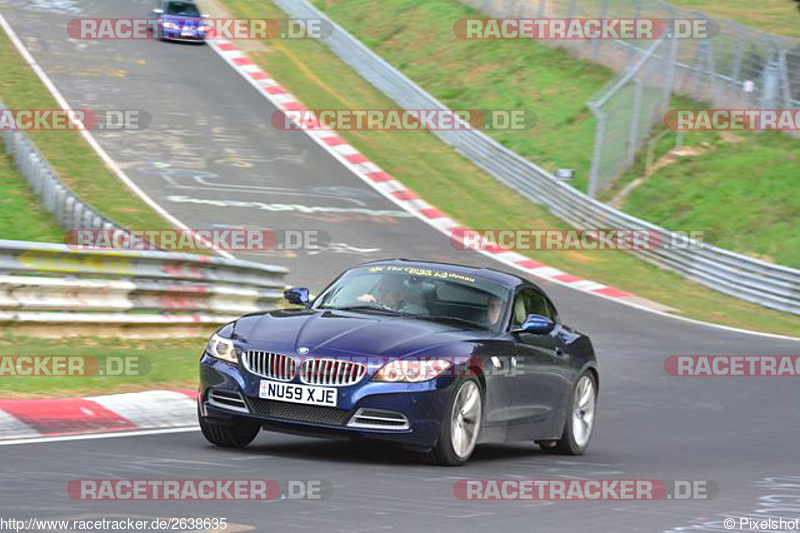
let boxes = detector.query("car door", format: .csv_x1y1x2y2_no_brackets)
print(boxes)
479,337,520,429
510,287,573,432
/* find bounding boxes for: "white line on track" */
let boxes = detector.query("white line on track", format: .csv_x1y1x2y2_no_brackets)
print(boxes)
0,426,199,446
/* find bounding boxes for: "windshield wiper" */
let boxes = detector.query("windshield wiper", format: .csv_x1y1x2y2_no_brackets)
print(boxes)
415,315,487,329
323,305,406,316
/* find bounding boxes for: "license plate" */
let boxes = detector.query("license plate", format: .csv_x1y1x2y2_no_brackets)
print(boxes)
259,381,337,407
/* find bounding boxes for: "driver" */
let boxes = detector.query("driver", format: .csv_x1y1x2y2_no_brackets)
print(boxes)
485,296,504,327
359,276,427,315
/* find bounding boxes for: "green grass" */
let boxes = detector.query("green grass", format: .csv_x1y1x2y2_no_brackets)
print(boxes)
0,151,64,242
623,131,800,266
669,0,800,38
598,93,800,267
211,0,800,336
0,27,179,243
0,336,205,397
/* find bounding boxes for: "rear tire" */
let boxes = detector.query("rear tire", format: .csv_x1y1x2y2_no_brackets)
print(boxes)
427,378,482,466
539,371,597,455
199,416,260,448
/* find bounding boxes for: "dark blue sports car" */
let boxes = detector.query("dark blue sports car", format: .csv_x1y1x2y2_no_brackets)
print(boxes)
148,0,209,42
198,260,598,465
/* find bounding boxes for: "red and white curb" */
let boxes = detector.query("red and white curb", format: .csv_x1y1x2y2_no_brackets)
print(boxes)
208,39,641,306
0,390,197,441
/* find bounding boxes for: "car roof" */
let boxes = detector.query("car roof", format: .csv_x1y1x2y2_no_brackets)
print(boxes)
353,259,537,290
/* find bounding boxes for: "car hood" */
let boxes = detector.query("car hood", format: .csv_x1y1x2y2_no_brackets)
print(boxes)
232,309,487,357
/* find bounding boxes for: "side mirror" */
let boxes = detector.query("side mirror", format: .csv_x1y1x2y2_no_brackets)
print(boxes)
284,287,311,307
514,314,556,335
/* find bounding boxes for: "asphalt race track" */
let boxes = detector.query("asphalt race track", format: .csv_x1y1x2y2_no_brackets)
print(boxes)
1,0,799,531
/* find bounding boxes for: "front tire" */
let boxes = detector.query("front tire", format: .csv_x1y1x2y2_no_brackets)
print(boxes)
540,371,597,455
199,416,261,448
428,378,482,466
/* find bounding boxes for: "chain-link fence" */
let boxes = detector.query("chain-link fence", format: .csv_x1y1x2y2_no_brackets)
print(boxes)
461,0,800,195
587,36,679,195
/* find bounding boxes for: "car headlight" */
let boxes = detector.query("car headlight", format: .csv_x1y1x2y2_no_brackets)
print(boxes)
206,334,238,364
373,359,454,383
162,22,178,29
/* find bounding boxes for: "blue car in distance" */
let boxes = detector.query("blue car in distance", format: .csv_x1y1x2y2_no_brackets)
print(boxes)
198,260,599,465
148,0,209,42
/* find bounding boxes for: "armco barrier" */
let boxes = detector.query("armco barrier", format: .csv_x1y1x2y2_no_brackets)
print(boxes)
1,103,123,233
272,0,800,316
0,240,288,327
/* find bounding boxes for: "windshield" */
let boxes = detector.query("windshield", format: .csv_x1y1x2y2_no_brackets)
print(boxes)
166,2,201,17
315,265,511,330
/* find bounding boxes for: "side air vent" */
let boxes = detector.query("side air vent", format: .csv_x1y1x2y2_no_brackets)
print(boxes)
347,408,409,431
208,389,249,414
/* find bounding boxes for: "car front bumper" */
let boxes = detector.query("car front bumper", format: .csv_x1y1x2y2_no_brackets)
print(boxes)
159,29,207,41
198,354,457,449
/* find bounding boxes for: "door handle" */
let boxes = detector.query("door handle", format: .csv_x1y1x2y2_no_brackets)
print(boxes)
555,347,565,357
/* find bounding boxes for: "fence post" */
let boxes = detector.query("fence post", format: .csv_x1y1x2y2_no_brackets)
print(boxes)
777,47,792,109
704,34,719,106
587,105,606,198
731,28,745,106
626,0,642,70
590,0,610,61
760,58,781,110
662,34,680,114
627,78,644,167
